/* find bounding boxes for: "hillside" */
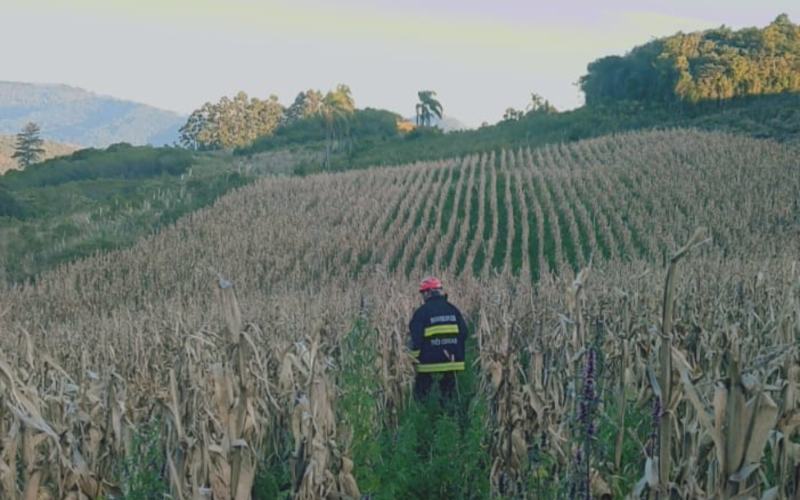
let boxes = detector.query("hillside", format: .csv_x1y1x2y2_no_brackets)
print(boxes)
0,134,79,174
1,129,798,500
0,143,253,283
235,91,800,176
7,129,795,306
580,14,800,106
0,81,186,148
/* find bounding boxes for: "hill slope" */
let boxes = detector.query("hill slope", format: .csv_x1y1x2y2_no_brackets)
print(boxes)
0,81,186,148
1,129,799,500
0,134,80,174
7,129,798,316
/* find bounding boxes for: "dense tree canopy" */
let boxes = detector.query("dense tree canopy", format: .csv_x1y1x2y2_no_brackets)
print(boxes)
179,91,284,150
579,14,800,106
179,85,356,153
280,90,325,127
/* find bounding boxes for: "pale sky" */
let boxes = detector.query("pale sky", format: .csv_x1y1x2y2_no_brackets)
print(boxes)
2,0,798,128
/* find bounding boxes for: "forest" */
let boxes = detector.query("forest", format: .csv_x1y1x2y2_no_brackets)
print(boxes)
579,14,800,106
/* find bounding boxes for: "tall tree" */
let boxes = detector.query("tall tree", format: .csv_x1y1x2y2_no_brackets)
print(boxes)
502,107,524,121
415,90,443,127
525,93,558,115
179,93,285,150
12,122,45,169
318,84,355,170
179,102,218,150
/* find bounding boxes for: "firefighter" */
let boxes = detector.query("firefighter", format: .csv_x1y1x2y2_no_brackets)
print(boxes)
408,277,468,402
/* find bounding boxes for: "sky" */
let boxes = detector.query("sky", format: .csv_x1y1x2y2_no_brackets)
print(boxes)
1,0,799,128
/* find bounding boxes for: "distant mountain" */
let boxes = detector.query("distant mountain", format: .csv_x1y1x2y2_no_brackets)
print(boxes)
0,134,79,175
0,81,187,148
405,114,471,132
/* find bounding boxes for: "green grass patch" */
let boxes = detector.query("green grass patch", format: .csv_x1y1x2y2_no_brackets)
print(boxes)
565,193,593,265
381,182,407,235
456,168,481,276
532,176,558,275
407,168,451,276
523,186,541,281
1,165,251,284
444,164,471,271
491,170,508,271
472,161,494,275
424,169,459,269
544,179,579,273
331,316,490,500
508,174,524,276
625,211,649,259
472,244,486,276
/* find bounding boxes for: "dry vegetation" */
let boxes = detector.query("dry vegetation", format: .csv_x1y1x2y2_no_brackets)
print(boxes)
0,135,80,175
0,129,799,499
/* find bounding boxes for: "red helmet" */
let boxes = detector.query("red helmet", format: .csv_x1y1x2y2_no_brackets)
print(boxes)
419,277,443,293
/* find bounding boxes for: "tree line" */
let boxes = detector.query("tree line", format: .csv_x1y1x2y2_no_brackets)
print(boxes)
178,84,358,153
178,86,452,155
579,14,800,107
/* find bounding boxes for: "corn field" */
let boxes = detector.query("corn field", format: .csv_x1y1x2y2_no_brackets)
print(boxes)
1,129,799,499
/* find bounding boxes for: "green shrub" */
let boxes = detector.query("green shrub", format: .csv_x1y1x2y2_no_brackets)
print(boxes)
0,185,25,218
119,424,169,500
0,144,194,190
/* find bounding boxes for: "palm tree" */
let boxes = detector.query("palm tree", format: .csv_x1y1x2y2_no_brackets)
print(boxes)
319,84,355,170
415,90,443,127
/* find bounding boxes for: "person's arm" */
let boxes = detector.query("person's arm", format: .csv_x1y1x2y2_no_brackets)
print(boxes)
409,312,424,359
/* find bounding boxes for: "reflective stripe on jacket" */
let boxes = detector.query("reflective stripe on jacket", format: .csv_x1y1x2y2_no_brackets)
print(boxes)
408,294,468,373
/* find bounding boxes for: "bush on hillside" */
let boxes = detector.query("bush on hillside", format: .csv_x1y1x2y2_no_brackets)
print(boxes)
236,108,404,156
0,144,194,190
0,185,25,218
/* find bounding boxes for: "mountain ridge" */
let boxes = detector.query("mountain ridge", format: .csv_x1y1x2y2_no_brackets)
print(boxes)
0,81,187,148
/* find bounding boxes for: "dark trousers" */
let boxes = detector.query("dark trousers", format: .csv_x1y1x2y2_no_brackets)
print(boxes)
414,371,456,403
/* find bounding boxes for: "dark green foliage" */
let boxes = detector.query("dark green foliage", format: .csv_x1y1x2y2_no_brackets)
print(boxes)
443,165,469,271
0,144,194,192
415,90,444,128
582,198,610,261
0,185,24,218
12,122,45,169
456,177,480,275
523,188,540,281
337,318,384,482
580,15,800,107
118,424,169,500
473,164,494,275
320,92,800,176
179,91,285,150
238,107,403,157
531,177,557,275
338,318,490,500
243,114,329,153
426,169,459,268
492,171,508,271
345,107,405,145
0,150,251,284
508,174,523,276
551,188,579,273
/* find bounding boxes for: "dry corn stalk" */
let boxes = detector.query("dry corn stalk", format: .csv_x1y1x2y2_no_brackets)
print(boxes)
656,227,710,498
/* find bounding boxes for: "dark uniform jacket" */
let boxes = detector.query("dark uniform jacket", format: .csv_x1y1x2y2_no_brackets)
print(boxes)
408,294,468,373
